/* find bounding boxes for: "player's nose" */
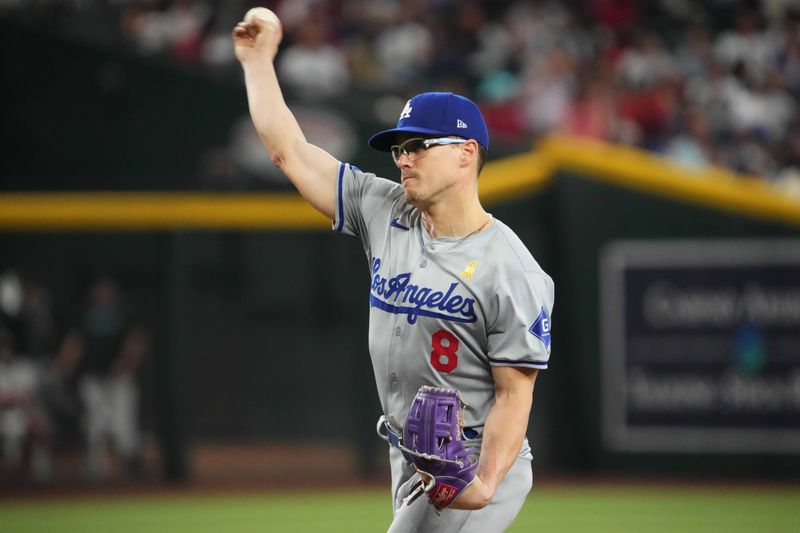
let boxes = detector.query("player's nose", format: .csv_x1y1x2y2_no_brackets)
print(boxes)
395,152,413,169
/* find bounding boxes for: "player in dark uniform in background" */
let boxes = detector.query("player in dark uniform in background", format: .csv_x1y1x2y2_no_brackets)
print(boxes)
56,277,147,479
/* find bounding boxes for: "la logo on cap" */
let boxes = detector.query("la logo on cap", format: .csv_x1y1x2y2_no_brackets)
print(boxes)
400,101,413,119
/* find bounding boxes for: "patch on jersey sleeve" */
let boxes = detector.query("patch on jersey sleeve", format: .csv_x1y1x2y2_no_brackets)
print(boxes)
528,306,551,350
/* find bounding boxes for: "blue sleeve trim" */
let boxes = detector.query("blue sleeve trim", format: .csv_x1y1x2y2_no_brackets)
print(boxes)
487,357,548,369
335,163,346,232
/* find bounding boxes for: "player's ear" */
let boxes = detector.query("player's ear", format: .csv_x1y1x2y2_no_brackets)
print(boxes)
459,139,478,170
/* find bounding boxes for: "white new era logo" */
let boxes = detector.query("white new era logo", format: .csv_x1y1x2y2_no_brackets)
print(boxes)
457,119,468,129
400,101,413,119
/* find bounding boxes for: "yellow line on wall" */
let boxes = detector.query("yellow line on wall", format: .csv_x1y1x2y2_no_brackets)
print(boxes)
0,192,330,230
478,150,554,203
540,136,800,226
0,154,554,231
0,136,798,230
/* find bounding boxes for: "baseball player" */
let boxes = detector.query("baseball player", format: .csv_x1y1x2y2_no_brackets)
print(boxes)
55,277,147,479
234,11,553,533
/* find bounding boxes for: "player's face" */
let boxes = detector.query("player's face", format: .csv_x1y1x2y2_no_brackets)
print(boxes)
392,135,467,205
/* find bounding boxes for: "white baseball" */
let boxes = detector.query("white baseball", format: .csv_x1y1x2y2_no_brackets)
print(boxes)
244,7,280,30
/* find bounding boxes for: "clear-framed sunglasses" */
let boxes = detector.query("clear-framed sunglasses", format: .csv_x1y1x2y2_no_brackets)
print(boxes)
390,137,467,165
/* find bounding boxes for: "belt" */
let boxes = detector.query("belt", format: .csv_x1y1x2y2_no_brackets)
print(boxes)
376,415,482,462
376,415,413,462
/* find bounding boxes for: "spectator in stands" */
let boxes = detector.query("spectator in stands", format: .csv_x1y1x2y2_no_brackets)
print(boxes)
713,8,777,86
559,76,617,141
121,0,211,59
277,3,350,99
373,1,434,91
520,47,576,136
776,123,800,195
617,32,679,89
675,23,715,84
664,107,718,170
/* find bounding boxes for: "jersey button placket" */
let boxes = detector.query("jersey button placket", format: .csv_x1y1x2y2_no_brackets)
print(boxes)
388,323,402,393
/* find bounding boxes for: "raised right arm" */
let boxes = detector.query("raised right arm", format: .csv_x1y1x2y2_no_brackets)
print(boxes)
233,11,339,220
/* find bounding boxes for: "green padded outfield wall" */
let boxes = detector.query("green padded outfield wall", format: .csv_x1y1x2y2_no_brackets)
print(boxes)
546,170,800,478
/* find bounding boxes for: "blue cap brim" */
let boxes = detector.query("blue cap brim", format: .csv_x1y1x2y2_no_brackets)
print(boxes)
368,126,453,152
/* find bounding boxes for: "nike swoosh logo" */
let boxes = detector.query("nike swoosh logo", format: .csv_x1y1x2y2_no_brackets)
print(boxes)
390,218,410,230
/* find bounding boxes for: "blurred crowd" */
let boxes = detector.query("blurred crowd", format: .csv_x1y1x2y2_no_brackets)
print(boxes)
0,270,148,485
4,0,800,189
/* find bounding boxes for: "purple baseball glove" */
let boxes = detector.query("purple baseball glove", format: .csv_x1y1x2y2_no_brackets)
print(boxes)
402,385,478,510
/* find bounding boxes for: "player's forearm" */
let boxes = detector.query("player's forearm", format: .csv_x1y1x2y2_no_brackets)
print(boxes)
240,60,337,218
234,13,337,218
450,386,532,511
477,384,534,494
242,60,306,160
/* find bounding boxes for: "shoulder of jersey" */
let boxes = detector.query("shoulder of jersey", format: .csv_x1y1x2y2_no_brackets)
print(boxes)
351,164,405,199
489,220,547,276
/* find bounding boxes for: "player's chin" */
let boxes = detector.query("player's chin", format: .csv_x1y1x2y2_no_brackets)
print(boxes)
401,181,421,200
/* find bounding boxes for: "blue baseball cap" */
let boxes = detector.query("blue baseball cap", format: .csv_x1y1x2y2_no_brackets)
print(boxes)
368,92,489,152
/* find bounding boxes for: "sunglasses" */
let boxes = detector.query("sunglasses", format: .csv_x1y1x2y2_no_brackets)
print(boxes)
390,137,467,165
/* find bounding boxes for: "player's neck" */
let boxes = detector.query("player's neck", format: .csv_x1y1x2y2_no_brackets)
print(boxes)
420,198,492,239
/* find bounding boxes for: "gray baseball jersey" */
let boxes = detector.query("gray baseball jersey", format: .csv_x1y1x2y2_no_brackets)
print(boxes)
332,162,554,431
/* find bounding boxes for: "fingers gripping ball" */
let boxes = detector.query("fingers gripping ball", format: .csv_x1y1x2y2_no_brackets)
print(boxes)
403,386,477,510
244,7,281,36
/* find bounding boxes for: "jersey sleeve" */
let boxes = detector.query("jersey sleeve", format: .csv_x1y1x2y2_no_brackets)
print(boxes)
332,162,400,247
486,272,555,369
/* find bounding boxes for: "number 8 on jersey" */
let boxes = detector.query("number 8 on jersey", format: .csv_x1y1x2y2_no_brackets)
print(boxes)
431,330,459,373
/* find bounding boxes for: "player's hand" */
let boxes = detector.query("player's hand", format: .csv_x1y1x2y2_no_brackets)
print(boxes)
449,475,495,510
232,9,283,65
